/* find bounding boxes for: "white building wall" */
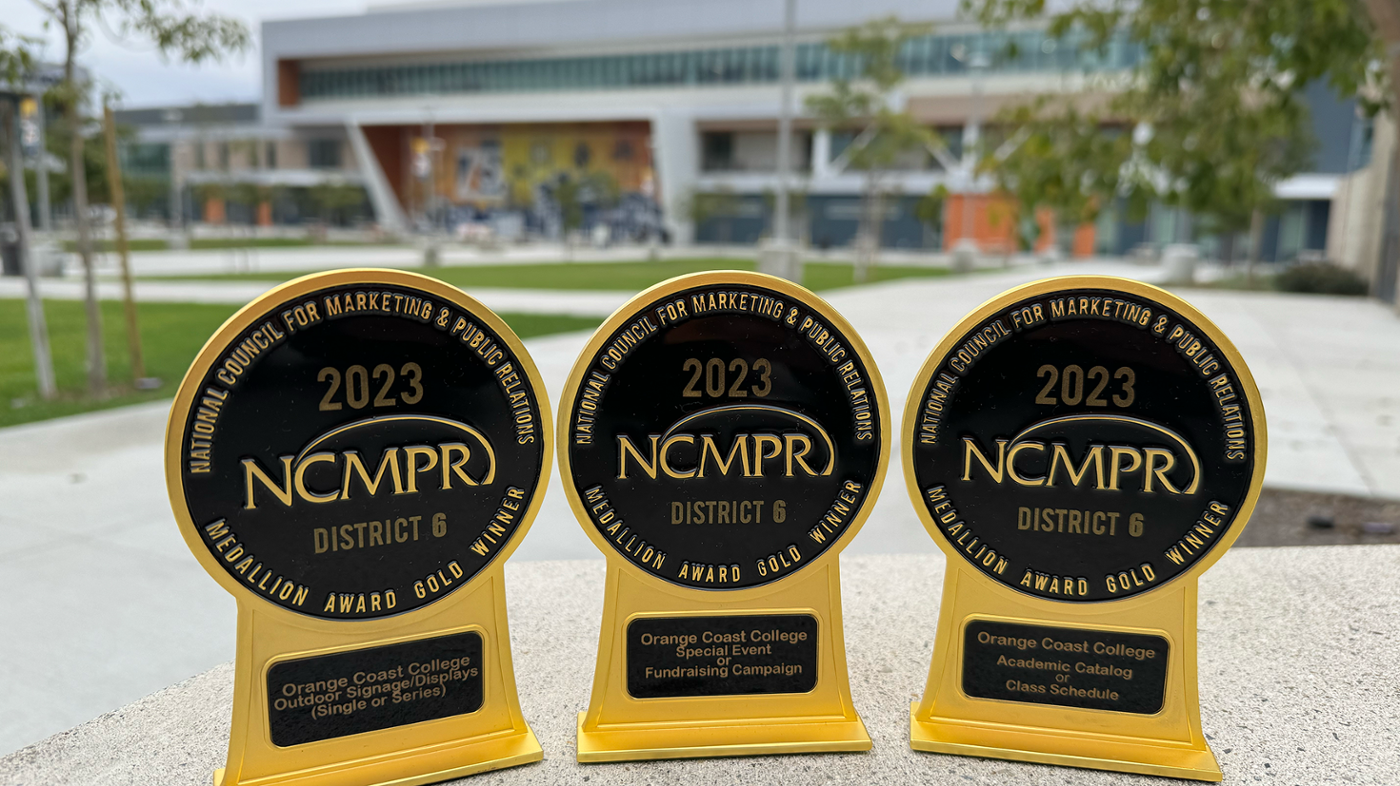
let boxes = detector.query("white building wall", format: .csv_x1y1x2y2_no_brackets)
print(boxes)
652,111,700,244
1328,113,1394,283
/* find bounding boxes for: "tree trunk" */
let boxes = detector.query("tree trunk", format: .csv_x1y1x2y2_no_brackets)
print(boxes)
1246,208,1264,287
1055,216,1075,260
64,7,105,395
855,173,881,284
102,104,144,381
1220,232,1237,266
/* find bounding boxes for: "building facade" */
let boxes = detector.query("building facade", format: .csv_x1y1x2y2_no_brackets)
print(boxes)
251,0,1377,266
99,0,1389,293
116,103,369,228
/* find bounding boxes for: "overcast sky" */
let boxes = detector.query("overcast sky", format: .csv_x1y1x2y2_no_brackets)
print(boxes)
7,0,368,108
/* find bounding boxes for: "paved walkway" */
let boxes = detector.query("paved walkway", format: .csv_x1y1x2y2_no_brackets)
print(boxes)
19,242,761,280
1,262,1397,754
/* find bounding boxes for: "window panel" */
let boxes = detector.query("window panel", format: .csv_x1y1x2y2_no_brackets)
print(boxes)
293,30,1139,100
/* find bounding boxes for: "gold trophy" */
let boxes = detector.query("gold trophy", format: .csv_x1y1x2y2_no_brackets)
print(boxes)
903,277,1265,780
165,270,548,786
557,271,890,761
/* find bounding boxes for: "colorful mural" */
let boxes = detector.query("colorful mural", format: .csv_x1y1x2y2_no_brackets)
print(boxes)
379,120,660,239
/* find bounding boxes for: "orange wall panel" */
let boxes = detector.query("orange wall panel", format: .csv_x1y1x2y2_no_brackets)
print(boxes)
362,126,407,207
204,198,225,225
277,60,300,107
944,194,1018,253
947,195,1096,257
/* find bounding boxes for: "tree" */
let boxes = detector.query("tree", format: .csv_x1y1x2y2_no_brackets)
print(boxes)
761,186,808,242
123,176,166,218
968,0,1382,273
682,187,742,243
192,180,226,220
306,180,364,227
31,0,249,396
806,17,937,281
32,94,111,208
913,183,949,248
581,170,620,211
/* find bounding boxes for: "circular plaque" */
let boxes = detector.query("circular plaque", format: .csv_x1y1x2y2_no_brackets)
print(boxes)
165,269,550,621
903,277,1265,603
559,271,889,591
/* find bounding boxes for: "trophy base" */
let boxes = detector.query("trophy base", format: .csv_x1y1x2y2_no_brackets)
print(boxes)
909,704,1221,782
577,711,870,762
211,727,543,786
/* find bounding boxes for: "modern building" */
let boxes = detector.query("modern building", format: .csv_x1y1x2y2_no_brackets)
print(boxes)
250,0,1374,260
115,102,370,228
106,0,1392,295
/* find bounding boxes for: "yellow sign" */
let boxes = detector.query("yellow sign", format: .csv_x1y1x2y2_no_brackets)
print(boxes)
165,270,549,786
903,277,1266,780
557,271,890,761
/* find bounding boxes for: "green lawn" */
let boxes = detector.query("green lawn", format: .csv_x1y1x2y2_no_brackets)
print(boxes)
144,258,956,292
0,300,600,429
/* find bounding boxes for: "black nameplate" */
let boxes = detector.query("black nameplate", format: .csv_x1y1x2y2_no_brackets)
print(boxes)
962,620,1168,714
267,631,484,746
626,614,818,698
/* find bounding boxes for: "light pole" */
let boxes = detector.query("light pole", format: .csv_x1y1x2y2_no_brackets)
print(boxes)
951,43,988,271
4,93,57,400
163,108,186,249
762,0,801,282
20,95,53,234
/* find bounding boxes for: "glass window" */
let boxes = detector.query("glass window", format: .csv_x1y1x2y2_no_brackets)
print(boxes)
308,139,341,169
293,29,1139,100
701,131,734,171
1350,112,1375,170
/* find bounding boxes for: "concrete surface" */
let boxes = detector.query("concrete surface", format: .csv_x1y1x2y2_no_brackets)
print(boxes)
1,262,1398,755
44,243,757,278
2,547,1398,785
9,241,1052,280
0,277,632,317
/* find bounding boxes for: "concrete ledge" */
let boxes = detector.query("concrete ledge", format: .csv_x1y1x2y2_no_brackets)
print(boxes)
3,547,1398,785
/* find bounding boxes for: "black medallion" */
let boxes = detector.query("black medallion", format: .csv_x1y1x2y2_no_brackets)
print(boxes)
563,276,885,590
908,283,1260,602
172,274,546,620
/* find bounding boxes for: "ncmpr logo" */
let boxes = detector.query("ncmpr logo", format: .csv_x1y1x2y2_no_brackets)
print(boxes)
241,415,497,509
959,414,1201,497
615,404,836,481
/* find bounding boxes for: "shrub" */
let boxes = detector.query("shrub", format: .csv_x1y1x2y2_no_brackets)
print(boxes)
1275,262,1369,296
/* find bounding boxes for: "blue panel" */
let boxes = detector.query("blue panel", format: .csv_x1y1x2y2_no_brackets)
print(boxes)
1305,81,1358,175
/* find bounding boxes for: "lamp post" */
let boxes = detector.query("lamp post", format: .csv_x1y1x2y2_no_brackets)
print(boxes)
3,92,57,400
951,43,988,271
163,108,187,249
774,0,798,279
20,95,53,234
